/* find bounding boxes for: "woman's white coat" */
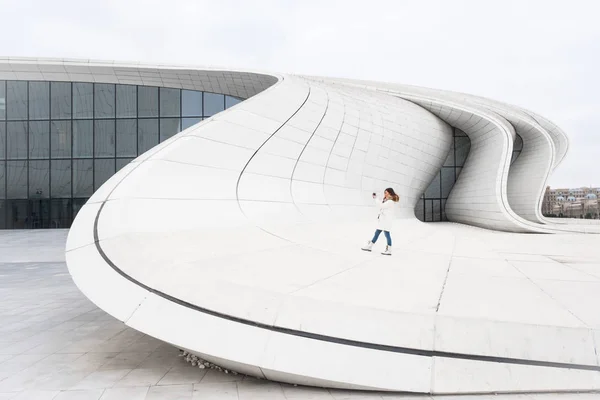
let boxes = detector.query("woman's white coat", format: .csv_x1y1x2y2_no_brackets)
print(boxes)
374,195,397,231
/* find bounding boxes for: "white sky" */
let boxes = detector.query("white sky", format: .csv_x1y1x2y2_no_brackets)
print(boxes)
1,0,598,188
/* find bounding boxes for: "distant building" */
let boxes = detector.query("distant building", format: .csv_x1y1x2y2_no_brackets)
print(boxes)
542,186,600,218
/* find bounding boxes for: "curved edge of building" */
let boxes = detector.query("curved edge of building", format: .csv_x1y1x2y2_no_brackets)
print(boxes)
2,58,600,394
311,76,598,233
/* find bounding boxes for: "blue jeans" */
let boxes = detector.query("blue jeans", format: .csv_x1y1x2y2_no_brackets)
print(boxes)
371,230,392,246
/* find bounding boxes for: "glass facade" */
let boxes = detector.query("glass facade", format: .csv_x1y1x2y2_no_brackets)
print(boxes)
416,128,471,222
511,134,523,164
0,79,526,229
416,130,524,222
0,80,241,229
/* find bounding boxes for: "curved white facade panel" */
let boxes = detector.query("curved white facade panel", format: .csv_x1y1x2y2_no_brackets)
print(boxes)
3,58,600,394
317,77,600,233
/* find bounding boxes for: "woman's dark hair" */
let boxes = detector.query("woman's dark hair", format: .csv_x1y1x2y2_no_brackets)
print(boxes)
385,187,399,202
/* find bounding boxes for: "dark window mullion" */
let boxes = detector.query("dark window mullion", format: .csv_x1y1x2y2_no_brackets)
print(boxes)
114,86,117,176
453,126,457,165
157,87,161,143
26,81,29,209
136,85,139,156
3,120,5,199
177,89,182,134
47,124,53,201
92,83,95,191
66,84,74,217
2,81,5,192
438,169,442,221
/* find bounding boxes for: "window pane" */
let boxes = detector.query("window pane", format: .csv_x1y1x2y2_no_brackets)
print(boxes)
514,134,523,151
456,167,463,179
116,84,137,118
116,119,136,157
72,198,87,220
94,83,115,118
50,82,71,119
28,199,51,229
432,199,441,222
225,95,241,108
29,160,49,198
73,120,93,158
203,93,224,117
6,199,27,229
51,159,71,198
138,86,158,117
94,120,115,157
511,150,521,165
6,160,27,198
441,167,456,198
424,172,441,198
7,121,27,159
51,199,71,229
443,137,455,167
0,123,4,159
73,159,93,197
425,200,433,222
182,90,202,117
29,82,50,120
160,87,180,117
138,118,158,153
51,121,71,158
455,136,470,166
6,81,27,120
0,81,5,120
29,121,50,159
159,118,180,142
116,158,133,171
73,83,93,119
441,199,447,221
182,117,201,130
0,200,5,228
0,161,5,198
94,159,115,190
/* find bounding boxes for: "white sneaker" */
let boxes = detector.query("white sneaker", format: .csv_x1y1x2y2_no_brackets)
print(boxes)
361,241,373,252
382,246,392,256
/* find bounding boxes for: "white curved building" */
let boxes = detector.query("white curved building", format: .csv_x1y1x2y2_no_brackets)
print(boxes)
2,58,600,394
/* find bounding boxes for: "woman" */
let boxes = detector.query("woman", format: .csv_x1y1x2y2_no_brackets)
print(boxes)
361,188,399,255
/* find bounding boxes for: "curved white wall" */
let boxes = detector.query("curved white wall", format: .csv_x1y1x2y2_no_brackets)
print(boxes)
313,76,600,233
3,58,600,394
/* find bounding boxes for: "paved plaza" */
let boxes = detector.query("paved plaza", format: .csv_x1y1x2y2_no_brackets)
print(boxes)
0,230,599,399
